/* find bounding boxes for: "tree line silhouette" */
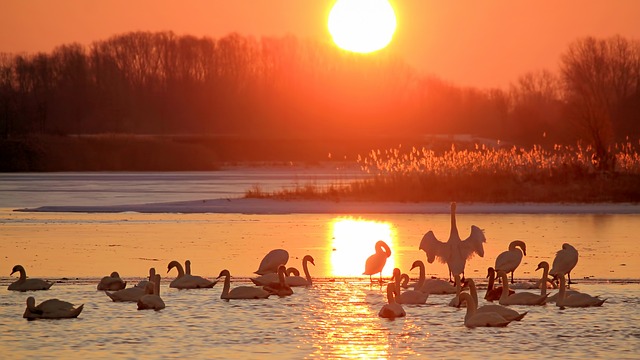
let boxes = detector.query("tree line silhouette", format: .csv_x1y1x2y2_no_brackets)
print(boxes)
0,32,638,170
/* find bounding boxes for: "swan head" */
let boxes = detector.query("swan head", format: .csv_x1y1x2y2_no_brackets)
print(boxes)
410,260,422,271
217,269,231,279
511,240,527,256
451,202,457,212
110,271,120,278
536,261,549,271
303,255,316,266
26,296,36,309
10,265,24,276
167,260,181,272
486,267,495,278
392,268,401,280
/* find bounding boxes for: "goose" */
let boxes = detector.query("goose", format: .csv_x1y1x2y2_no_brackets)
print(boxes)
97,271,127,291
555,272,606,309
8,265,53,291
263,265,294,297
495,240,527,284
167,260,216,289
107,268,156,302
379,283,406,319
217,269,271,300
467,278,527,321
363,240,392,283
550,243,579,286
458,292,511,328
484,267,514,301
411,260,457,294
285,255,315,287
255,249,289,275
137,274,165,310
419,202,486,282
23,296,83,320
498,270,547,306
392,268,428,304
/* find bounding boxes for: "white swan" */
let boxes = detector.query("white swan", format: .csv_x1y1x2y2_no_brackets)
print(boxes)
135,268,156,288
263,265,294,297
419,202,486,282
23,296,83,320
167,260,217,289
8,265,53,291
107,268,156,302
550,243,579,286
484,267,514,301
555,272,606,309
217,269,271,300
495,240,527,284
467,278,527,321
97,271,127,291
250,267,298,286
400,273,411,289
137,274,165,310
255,249,289,275
458,292,511,328
379,283,406,319
363,240,391,283
411,260,457,294
392,268,428,304
498,270,547,306
285,255,315,287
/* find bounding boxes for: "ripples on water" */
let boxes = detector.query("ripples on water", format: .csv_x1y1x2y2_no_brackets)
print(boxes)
1,279,639,359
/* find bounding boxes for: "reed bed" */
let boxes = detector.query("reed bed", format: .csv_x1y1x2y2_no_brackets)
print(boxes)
245,141,640,202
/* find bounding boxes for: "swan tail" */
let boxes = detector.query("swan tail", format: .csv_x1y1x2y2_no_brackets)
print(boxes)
71,304,84,318
514,311,528,321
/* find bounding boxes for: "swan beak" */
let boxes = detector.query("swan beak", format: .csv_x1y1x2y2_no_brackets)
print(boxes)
523,250,527,256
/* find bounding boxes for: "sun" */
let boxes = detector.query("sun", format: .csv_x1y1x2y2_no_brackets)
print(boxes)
328,0,397,54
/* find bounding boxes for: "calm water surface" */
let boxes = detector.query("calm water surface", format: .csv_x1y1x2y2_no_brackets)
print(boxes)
1,171,639,359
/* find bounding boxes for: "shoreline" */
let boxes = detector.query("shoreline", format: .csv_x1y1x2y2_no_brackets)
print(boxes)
15,198,640,214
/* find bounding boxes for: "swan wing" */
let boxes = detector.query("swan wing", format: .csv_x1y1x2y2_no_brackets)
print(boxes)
495,249,522,273
255,249,289,275
460,225,486,259
419,231,449,264
550,245,579,276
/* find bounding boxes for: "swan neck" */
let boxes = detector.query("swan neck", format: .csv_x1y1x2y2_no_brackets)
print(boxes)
469,280,478,307
558,274,566,306
303,259,312,284
378,242,391,258
462,293,476,318
386,285,395,304
221,273,231,299
450,209,459,238
487,270,495,291
17,268,27,281
417,263,425,288
540,266,549,296
185,261,191,275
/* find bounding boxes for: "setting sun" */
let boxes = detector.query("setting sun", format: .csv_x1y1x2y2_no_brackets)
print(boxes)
328,0,397,53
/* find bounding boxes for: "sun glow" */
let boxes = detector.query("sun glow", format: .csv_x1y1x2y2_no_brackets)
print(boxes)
328,0,397,53
330,217,396,277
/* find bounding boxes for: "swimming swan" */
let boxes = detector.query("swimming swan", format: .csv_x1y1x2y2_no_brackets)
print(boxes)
263,265,294,297
555,272,606,309
467,278,527,321
419,202,486,282
285,255,315,287
217,269,271,300
167,260,217,289
498,270,547,306
458,292,511,328
8,265,53,291
97,271,127,291
107,268,156,302
392,268,428,304
23,296,83,320
363,240,392,283
135,268,157,289
495,240,527,284
550,243,579,286
255,249,289,275
379,283,406,319
484,267,514,301
411,260,456,294
137,274,165,310
250,267,298,286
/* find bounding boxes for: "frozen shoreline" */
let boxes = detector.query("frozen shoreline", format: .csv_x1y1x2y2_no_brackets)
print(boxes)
17,198,640,214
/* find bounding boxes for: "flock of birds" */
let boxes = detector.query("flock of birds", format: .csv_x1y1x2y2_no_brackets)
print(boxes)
8,203,606,327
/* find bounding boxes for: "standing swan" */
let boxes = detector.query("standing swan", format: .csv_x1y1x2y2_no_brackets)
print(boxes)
419,202,486,282
8,265,53,291
217,269,271,300
363,240,392,283
137,274,165,310
392,268,428,304
379,283,406,319
498,270,547,306
484,267,514,301
167,260,217,289
458,293,511,328
255,249,289,275
97,271,127,291
495,240,527,284
286,255,315,287
23,297,83,320
550,243,579,286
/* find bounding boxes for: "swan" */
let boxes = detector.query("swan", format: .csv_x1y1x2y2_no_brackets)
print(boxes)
363,240,392,283
23,297,83,320
495,240,527,284
263,265,294,297
8,265,53,291
419,202,486,282
484,267,514,301
217,269,271,300
400,274,412,289
97,271,127,291
135,268,156,288
379,283,406,319
498,270,547,306
107,268,156,302
285,255,315,287
458,292,511,328
167,260,217,289
251,267,298,286
550,243,579,286
411,260,456,294
255,249,289,275
467,278,527,321
392,268,428,304
555,273,606,309
137,274,165,310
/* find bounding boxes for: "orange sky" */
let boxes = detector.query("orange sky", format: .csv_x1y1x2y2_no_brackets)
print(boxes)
2,0,640,89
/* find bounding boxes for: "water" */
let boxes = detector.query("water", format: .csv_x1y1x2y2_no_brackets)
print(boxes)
1,170,639,359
